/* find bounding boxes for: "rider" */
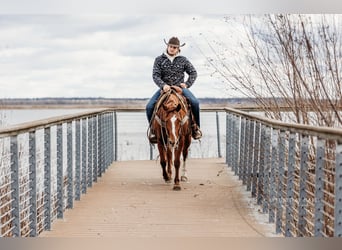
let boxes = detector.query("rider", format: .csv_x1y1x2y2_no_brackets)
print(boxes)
146,36,202,143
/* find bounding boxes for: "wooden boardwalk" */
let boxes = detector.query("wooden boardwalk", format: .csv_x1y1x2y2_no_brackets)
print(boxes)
40,158,277,237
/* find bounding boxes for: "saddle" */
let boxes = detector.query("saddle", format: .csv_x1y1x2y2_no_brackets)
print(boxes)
156,86,185,111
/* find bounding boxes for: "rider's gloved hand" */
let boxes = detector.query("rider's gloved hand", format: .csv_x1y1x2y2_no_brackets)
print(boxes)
180,83,187,88
163,85,171,92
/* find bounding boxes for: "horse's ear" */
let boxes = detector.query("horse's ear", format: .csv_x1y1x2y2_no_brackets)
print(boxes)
176,104,181,112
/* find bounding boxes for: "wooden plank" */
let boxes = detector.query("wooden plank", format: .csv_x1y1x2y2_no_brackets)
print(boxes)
40,158,277,237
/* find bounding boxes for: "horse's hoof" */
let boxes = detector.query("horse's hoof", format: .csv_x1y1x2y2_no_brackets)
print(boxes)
181,176,188,182
165,179,172,184
173,185,181,191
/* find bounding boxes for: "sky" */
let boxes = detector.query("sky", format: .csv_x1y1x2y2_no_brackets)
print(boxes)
1,0,341,99
0,14,249,99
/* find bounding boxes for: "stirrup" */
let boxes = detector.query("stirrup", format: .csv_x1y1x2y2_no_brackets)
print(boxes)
192,126,202,140
148,129,158,144
149,134,158,144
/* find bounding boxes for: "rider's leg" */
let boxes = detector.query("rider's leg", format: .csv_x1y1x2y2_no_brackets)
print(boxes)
146,90,161,123
182,89,200,126
182,88,202,139
146,90,161,143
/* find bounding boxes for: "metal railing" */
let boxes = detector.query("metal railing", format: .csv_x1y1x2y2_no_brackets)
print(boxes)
0,107,226,237
0,109,116,237
2,106,341,237
225,107,342,237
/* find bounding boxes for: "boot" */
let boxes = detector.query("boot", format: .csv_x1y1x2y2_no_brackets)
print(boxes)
192,124,202,140
148,129,158,144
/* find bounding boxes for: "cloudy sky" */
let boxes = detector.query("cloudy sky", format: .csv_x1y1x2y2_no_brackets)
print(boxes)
1,0,340,99
0,14,251,99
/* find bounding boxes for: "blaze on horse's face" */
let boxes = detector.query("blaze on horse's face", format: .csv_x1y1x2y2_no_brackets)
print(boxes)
164,110,182,147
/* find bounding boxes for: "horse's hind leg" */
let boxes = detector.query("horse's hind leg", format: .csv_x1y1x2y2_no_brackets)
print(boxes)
181,160,188,182
181,136,191,182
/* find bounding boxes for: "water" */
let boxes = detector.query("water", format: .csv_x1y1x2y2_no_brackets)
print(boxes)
0,109,227,160
0,109,94,127
116,111,226,160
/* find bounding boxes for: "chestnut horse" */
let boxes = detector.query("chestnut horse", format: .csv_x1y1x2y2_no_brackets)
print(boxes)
152,86,192,190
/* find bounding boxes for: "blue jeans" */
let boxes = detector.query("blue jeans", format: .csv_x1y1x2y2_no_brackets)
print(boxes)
146,88,200,127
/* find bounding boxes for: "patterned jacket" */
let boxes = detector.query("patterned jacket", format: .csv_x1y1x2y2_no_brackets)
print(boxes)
152,53,197,89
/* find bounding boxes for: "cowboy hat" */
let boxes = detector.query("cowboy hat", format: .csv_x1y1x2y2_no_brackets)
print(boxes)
164,37,186,47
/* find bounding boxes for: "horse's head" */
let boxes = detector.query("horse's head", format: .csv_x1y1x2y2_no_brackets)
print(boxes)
163,110,182,147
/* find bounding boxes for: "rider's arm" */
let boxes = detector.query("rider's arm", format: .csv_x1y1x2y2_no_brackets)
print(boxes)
184,58,197,88
152,57,166,89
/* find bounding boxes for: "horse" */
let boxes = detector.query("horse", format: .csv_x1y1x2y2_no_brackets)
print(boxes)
151,86,192,191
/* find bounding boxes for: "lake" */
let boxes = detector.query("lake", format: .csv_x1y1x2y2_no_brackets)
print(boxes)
0,109,227,161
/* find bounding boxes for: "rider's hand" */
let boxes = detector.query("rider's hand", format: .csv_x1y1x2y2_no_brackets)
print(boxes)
163,85,171,92
180,83,187,88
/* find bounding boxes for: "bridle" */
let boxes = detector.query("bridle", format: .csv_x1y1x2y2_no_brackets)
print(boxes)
155,109,189,149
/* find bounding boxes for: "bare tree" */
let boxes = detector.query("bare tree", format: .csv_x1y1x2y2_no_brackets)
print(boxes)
202,14,342,128
199,14,342,237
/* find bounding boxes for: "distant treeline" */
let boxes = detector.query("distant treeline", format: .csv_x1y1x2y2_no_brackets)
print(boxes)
0,97,258,106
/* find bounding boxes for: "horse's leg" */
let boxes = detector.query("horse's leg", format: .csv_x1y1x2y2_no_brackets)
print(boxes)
166,147,173,182
173,148,181,191
158,144,169,182
181,134,191,182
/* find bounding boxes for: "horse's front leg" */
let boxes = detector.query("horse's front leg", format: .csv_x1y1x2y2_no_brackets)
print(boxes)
173,149,182,191
166,147,173,182
158,144,170,183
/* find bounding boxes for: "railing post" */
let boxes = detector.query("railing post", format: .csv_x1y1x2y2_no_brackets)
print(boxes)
239,117,246,181
105,114,110,168
75,120,81,200
314,138,325,236
246,120,255,192
10,136,20,237
263,126,271,214
230,114,237,173
104,114,109,169
334,142,342,237
67,122,73,209
243,119,250,185
257,124,266,206
252,122,260,198
285,132,296,237
234,115,240,176
93,116,98,182
103,114,107,169
150,144,153,160
225,113,230,165
56,124,64,219
276,130,286,234
44,127,51,230
298,134,309,236
110,112,114,163
269,128,278,224
29,131,37,236
114,111,118,162
87,118,93,188
81,118,87,193
216,111,222,158
98,115,103,176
